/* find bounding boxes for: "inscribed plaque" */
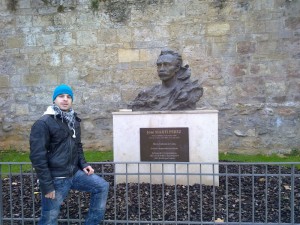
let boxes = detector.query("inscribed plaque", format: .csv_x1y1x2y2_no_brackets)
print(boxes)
140,127,189,162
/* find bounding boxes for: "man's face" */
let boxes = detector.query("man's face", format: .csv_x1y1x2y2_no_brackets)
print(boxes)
54,94,72,111
156,54,180,81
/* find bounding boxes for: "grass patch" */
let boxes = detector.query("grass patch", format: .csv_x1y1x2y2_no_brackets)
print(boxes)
219,151,300,169
0,150,113,162
84,150,113,162
0,150,31,162
2,150,300,163
1,150,300,174
0,150,113,175
219,152,300,163
0,150,32,175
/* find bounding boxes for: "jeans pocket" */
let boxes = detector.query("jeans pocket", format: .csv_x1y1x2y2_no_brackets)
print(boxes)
53,178,66,189
52,178,70,204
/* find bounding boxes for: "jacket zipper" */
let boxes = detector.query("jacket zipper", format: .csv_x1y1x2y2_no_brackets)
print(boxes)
69,136,73,176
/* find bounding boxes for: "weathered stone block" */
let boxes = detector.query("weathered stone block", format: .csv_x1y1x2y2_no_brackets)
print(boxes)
257,41,279,54
23,74,41,86
0,56,16,75
277,108,297,117
0,75,10,87
245,20,266,33
265,81,286,96
77,31,97,45
2,121,13,132
250,64,260,74
18,0,31,8
24,34,37,47
16,15,33,27
186,1,209,17
118,49,139,62
285,17,300,29
57,32,76,45
295,95,300,101
207,23,230,36
139,49,158,62
98,29,118,43
231,64,247,76
33,15,54,27
7,37,24,48
15,104,29,116
36,33,56,47
266,19,281,32
210,42,236,57
236,41,256,54
272,96,286,103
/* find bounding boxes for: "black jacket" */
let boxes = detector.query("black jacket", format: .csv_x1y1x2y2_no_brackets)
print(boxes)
30,113,89,194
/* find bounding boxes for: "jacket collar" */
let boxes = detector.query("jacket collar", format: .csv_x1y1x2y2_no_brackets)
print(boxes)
43,106,80,122
43,106,55,115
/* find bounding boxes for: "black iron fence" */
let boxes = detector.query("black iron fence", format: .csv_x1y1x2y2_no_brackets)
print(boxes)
0,162,300,225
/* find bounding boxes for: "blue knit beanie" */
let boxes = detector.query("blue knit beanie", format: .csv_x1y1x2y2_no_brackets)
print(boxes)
52,84,74,101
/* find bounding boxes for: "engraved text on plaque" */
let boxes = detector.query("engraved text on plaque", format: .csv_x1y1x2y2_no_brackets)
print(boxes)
140,127,189,162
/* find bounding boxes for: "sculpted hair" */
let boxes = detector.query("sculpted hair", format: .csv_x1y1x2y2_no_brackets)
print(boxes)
159,50,183,67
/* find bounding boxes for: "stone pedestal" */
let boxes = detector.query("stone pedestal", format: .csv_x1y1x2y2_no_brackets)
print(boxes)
112,109,219,186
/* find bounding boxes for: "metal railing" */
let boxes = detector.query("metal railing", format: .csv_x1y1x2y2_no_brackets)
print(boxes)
0,162,299,225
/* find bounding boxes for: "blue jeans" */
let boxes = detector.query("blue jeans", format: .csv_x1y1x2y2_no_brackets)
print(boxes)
39,170,109,225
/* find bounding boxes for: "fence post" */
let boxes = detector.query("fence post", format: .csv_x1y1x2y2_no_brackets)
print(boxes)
0,164,3,225
290,165,295,224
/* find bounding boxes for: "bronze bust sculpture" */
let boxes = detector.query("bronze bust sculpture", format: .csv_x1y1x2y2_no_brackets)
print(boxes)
128,49,203,111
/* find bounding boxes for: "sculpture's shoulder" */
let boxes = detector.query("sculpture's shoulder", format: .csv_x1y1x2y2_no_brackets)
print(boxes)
128,84,161,111
136,84,160,98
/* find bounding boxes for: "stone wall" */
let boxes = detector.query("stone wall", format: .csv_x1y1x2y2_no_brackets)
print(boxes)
0,0,299,154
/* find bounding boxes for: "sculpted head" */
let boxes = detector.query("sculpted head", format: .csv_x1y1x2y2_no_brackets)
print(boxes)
129,49,203,111
156,50,183,82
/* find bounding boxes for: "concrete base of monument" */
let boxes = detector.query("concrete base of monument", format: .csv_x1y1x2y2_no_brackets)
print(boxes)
112,109,219,186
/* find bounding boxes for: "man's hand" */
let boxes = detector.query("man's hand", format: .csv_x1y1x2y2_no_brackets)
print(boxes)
83,165,94,175
45,191,55,199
